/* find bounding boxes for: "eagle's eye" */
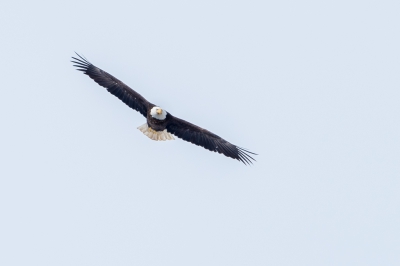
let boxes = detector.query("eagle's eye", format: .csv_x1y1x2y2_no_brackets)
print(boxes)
156,108,163,115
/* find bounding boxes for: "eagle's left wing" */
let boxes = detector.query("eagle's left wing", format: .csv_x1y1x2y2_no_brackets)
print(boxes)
166,115,256,164
71,53,150,117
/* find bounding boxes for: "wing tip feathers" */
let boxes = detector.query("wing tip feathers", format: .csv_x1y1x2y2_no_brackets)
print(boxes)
71,52,92,72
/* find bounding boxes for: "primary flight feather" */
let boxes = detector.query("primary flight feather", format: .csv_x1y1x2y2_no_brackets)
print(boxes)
71,53,256,164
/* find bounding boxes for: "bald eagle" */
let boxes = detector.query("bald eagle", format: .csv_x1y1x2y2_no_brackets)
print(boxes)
72,53,256,164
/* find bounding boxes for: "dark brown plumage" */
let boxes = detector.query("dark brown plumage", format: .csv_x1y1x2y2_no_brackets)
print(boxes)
72,53,256,164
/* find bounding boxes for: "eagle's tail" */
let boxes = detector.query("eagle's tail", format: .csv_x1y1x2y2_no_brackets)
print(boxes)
137,123,175,141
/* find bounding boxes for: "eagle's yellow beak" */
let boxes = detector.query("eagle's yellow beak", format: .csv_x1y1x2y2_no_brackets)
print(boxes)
156,109,163,115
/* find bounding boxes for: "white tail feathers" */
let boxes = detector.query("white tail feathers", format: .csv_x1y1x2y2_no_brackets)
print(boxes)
137,123,175,141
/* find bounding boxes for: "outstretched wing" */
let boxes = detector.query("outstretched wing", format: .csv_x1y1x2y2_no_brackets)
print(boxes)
72,53,150,117
166,115,256,165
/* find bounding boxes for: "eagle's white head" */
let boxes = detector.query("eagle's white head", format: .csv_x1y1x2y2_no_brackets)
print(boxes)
150,106,167,120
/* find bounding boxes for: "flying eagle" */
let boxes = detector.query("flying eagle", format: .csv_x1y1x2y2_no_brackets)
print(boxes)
71,53,256,164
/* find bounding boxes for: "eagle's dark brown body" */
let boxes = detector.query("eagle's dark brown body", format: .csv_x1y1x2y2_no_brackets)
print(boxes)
146,105,169,131
72,53,256,164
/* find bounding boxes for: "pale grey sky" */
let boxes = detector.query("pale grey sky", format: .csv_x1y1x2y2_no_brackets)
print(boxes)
1,0,399,265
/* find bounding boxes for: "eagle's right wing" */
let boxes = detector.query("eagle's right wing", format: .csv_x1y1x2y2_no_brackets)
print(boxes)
72,53,150,117
166,114,256,165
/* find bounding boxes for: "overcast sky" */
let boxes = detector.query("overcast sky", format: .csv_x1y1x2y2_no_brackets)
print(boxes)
1,0,399,265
